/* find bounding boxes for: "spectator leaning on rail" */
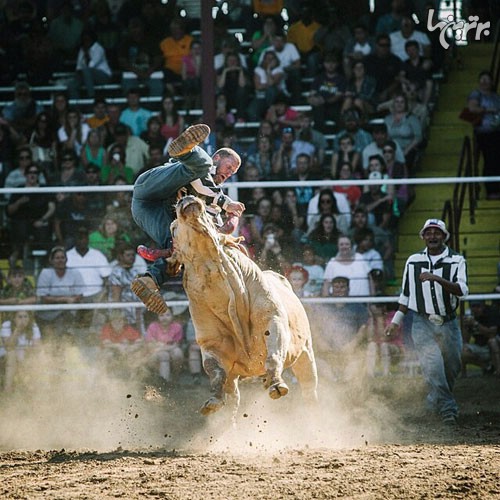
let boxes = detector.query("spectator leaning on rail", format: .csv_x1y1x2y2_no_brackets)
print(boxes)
385,219,468,426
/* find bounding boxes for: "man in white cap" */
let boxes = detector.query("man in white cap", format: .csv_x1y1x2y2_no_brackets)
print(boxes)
385,218,468,426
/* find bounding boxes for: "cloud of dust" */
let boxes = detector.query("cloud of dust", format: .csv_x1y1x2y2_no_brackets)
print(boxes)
0,306,423,455
0,342,175,452
185,304,424,456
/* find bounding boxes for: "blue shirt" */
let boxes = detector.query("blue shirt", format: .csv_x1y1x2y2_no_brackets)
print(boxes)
120,108,153,136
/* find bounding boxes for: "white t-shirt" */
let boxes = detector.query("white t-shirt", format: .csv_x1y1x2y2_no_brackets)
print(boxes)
254,65,286,93
66,247,112,297
260,43,300,69
390,30,430,61
357,248,384,273
57,123,91,156
324,254,372,296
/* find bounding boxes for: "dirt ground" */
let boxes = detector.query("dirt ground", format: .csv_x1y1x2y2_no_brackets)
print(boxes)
0,345,499,500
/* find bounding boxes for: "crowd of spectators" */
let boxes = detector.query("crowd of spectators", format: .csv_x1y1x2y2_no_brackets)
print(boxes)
0,0,498,393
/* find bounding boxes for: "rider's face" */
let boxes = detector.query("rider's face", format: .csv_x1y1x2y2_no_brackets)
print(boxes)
213,155,240,184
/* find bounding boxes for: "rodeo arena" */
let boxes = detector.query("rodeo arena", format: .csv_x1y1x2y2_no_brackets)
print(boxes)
1,1,500,499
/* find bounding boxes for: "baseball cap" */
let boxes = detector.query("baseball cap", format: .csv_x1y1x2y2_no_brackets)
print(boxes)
419,218,450,242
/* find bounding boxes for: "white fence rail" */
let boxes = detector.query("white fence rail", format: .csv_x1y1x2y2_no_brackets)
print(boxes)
0,177,499,313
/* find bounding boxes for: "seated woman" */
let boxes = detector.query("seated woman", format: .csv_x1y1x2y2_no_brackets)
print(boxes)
333,161,362,210
342,60,376,119
80,129,106,171
35,246,85,342
89,214,131,261
303,213,340,266
101,144,135,184
383,93,423,169
144,307,185,385
216,50,251,121
140,115,166,152
247,50,285,121
57,107,91,157
322,234,374,297
0,310,41,391
67,29,112,99
330,133,361,179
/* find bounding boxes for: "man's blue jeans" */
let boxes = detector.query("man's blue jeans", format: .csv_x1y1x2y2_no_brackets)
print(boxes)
411,313,463,418
131,146,213,285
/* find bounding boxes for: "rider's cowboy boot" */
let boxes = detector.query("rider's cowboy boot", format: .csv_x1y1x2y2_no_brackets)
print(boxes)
130,275,168,315
167,124,210,158
137,245,173,262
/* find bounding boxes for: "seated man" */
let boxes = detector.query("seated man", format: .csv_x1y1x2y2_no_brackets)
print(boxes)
130,124,245,314
462,300,500,377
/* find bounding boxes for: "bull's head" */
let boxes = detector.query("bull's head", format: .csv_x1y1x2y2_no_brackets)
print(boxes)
172,195,248,260
172,196,220,255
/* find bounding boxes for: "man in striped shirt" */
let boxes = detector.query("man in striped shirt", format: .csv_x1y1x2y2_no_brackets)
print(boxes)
385,219,468,426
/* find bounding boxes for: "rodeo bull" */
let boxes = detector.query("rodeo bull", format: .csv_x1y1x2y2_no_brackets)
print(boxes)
168,195,318,416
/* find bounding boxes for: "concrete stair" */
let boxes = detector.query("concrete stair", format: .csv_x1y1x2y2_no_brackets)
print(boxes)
392,42,498,294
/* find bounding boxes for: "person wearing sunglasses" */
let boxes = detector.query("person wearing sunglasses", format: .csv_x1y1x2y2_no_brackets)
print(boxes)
4,147,47,197
1,82,43,139
364,33,402,104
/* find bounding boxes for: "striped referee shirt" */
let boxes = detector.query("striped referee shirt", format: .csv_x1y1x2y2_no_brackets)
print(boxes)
398,246,468,316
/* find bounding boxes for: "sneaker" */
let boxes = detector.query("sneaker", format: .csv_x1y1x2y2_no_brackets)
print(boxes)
167,124,210,158
130,275,168,314
137,245,172,262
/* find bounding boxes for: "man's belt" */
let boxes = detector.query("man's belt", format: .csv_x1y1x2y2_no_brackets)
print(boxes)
420,312,456,325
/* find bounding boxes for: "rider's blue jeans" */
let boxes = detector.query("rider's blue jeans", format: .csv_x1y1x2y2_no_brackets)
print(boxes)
131,146,213,285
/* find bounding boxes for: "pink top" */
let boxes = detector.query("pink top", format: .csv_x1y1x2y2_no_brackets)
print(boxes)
145,321,184,344
161,120,182,140
182,55,198,79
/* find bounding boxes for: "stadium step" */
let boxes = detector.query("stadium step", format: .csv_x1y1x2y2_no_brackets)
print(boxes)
393,41,497,294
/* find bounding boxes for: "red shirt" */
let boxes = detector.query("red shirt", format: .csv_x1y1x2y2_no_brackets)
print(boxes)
101,323,141,343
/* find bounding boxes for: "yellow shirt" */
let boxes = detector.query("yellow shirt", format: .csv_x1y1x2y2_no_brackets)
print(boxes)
86,115,109,129
252,0,283,16
159,34,193,75
287,21,321,55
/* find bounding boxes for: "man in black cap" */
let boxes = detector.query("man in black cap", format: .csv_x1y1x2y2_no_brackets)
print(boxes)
385,218,468,426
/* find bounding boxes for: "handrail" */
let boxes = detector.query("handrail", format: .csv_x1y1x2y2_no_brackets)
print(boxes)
490,21,500,91
441,135,475,251
441,199,456,249
453,135,476,227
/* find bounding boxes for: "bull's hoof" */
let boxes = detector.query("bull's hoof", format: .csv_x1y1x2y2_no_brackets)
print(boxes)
199,397,225,415
268,382,289,400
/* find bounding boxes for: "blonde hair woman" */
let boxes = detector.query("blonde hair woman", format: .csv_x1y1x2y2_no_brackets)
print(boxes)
0,310,41,391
